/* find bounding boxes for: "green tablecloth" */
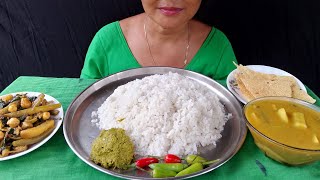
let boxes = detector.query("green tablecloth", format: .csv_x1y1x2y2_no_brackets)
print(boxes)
1,76,320,180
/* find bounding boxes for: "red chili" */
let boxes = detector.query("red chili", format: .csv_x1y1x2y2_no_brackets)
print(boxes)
164,154,181,163
135,157,159,168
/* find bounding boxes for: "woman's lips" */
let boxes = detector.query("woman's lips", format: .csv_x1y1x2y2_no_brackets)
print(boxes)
159,7,183,16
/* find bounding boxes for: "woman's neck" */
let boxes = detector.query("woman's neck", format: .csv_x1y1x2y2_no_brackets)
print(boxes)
145,15,189,42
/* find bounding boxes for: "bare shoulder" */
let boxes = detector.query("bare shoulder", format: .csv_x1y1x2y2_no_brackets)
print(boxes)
189,20,212,38
119,14,144,37
188,20,212,49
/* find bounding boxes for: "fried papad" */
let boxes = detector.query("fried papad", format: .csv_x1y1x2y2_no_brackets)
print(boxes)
233,63,316,104
240,77,293,99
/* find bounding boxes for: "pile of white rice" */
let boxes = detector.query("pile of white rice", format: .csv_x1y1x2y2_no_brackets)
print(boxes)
92,72,230,156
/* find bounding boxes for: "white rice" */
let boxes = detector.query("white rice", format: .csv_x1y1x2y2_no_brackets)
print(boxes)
92,72,229,156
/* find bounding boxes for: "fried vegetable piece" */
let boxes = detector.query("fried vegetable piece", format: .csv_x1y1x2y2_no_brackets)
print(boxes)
0,100,20,115
1,94,13,102
175,163,203,177
21,122,33,130
31,93,45,108
49,110,60,116
12,126,54,146
20,120,54,139
21,98,32,109
4,103,61,118
7,118,20,128
24,117,38,124
0,146,28,157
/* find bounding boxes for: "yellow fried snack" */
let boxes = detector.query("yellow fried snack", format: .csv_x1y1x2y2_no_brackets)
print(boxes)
234,73,255,101
291,85,316,104
234,63,316,103
20,120,55,139
240,77,293,99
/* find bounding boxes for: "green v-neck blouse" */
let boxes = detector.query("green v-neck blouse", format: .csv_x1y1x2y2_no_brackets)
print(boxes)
81,21,237,85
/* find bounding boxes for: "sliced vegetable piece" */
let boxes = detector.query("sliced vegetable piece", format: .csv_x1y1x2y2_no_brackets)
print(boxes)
20,120,54,139
0,131,4,140
251,112,263,125
12,126,54,146
152,168,177,178
11,145,28,153
312,134,319,144
1,148,10,157
292,112,307,129
31,93,45,109
175,162,203,177
24,117,38,124
4,103,61,118
49,110,60,116
185,155,207,164
0,101,19,115
149,163,188,172
21,121,33,130
277,108,289,123
1,94,13,103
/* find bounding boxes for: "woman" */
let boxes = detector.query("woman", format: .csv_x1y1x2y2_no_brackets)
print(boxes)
81,0,236,84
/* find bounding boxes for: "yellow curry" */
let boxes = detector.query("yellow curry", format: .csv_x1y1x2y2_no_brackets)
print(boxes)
245,99,320,150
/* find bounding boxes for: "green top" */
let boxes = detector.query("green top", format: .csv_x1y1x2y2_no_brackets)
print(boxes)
80,21,237,85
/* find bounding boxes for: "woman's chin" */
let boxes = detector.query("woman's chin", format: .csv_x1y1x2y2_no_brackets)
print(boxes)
154,19,189,30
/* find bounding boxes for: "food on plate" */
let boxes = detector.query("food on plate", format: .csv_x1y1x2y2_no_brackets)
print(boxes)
137,154,219,178
152,168,177,178
148,155,219,178
245,98,320,149
233,64,316,103
19,120,55,139
175,162,203,177
4,104,61,118
185,154,207,164
90,128,134,169
0,93,61,158
12,127,54,146
91,72,230,157
135,157,159,168
149,163,188,173
164,154,181,163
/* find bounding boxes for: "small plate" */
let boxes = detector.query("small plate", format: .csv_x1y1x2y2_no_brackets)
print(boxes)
0,92,63,161
226,65,306,104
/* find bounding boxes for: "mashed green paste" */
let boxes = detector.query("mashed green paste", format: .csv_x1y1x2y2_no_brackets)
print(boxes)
90,128,134,169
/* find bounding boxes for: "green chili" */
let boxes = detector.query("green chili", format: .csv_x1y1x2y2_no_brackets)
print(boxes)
152,168,177,178
186,154,207,164
149,163,188,172
175,162,203,177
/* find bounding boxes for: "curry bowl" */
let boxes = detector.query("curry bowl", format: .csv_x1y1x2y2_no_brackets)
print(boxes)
243,96,320,165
